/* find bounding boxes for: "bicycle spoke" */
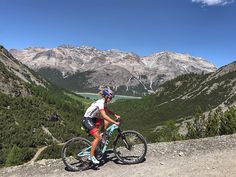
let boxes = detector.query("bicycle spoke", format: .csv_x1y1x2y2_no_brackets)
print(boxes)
62,137,91,171
114,130,147,164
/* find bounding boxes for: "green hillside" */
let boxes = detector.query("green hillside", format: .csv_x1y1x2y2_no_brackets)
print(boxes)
0,47,87,167
38,68,148,96
38,68,95,92
110,65,236,142
1,45,236,167
0,84,88,167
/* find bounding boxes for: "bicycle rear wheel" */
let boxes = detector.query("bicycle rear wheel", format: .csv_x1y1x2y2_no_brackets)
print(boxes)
113,130,147,164
61,137,91,171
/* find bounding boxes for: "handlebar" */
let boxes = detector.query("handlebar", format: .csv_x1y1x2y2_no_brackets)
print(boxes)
114,117,122,126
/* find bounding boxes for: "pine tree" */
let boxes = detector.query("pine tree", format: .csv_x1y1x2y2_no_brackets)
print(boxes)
186,107,206,139
205,108,222,137
220,107,236,135
5,145,23,166
156,121,182,142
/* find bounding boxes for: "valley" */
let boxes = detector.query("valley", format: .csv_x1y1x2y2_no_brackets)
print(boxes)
1,45,235,169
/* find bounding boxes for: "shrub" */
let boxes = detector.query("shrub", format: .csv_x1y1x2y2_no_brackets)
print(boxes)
205,108,222,137
5,145,35,166
37,144,62,160
220,107,236,135
186,108,206,139
186,106,236,139
155,121,182,142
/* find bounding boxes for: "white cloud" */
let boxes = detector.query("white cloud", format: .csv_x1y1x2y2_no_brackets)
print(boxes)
192,0,234,6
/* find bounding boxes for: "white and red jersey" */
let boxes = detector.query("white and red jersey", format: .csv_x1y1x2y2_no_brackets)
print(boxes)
84,99,107,118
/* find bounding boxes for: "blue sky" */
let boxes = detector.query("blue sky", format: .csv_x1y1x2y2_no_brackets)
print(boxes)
0,0,236,67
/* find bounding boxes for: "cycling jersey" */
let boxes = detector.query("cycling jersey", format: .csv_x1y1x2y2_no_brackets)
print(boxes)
84,99,107,118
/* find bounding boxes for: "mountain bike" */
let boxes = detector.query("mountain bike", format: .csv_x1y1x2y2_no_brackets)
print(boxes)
61,119,147,171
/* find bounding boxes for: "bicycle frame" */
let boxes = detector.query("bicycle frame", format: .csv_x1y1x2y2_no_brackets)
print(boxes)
78,124,119,157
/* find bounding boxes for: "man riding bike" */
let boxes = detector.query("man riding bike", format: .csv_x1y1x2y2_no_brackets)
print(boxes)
81,86,120,164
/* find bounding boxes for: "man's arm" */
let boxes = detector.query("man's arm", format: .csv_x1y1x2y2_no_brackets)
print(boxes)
105,107,120,118
100,110,118,124
105,107,115,115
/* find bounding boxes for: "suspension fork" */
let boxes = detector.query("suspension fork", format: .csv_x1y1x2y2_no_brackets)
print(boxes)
114,128,131,150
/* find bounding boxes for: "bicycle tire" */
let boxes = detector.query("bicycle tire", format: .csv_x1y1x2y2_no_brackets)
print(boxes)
113,130,147,164
61,137,92,171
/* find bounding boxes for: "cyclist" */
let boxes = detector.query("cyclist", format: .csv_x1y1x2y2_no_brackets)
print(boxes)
82,86,120,164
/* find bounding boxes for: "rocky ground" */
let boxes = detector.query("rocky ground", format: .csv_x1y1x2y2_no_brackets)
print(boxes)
1,134,236,177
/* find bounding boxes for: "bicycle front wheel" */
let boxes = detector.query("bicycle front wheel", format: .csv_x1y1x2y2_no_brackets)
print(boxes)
61,137,91,171
113,130,147,164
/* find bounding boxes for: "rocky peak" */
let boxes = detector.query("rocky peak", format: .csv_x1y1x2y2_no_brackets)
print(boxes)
10,45,217,95
79,45,96,51
208,61,236,80
218,60,236,73
58,44,77,49
0,45,46,96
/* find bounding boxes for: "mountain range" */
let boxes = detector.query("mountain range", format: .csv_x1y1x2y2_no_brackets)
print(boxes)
110,60,236,140
0,44,236,167
0,45,46,97
10,45,217,95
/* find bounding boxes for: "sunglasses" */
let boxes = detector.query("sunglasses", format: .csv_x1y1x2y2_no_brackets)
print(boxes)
108,93,114,100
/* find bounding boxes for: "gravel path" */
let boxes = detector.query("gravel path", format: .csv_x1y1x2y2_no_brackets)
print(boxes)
1,134,236,177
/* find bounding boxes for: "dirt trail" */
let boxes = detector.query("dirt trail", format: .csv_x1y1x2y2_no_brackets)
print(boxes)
1,134,236,177
29,146,48,163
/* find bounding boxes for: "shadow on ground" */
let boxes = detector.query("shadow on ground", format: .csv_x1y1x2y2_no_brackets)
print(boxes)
64,149,146,172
